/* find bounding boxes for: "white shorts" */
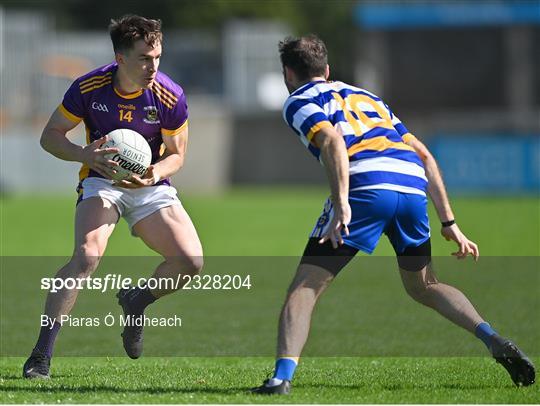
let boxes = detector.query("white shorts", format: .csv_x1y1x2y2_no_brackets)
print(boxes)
78,177,181,232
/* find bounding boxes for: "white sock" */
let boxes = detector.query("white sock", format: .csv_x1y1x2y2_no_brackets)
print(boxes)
266,377,283,387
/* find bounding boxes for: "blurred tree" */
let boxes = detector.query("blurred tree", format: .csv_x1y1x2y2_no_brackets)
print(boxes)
289,0,357,82
0,0,357,80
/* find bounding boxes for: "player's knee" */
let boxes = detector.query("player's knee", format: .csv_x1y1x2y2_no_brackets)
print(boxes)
404,283,428,303
285,286,313,309
166,255,203,276
288,270,333,298
185,256,204,275
403,278,436,304
69,244,103,276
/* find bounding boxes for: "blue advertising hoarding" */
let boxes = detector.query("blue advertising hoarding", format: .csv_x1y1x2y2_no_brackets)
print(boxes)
429,136,540,194
355,1,540,30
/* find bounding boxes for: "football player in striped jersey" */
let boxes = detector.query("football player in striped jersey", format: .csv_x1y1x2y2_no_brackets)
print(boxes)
252,35,534,394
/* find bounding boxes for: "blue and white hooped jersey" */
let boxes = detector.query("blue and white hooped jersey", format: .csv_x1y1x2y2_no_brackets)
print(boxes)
283,81,427,196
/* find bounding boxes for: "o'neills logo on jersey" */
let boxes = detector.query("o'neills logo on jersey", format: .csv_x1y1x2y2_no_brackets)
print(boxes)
118,103,136,110
143,106,160,124
110,154,146,175
91,102,109,112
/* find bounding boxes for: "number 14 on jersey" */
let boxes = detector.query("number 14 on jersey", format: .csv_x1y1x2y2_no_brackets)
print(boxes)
119,109,133,123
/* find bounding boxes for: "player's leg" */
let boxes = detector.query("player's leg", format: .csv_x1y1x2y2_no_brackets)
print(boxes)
398,255,535,386
253,191,389,394
392,193,535,386
252,238,358,394
134,203,203,295
44,197,119,318
272,263,334,394
23,197,119,378
277,239,358,358
388,193,484,331
278,263,336,355
116,202,202,359
398,251,484,332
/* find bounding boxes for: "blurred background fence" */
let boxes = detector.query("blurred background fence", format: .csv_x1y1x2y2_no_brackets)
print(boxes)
0,0,539,194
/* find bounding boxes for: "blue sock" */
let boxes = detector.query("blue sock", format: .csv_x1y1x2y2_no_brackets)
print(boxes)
273,358,298,381
475,322,497,349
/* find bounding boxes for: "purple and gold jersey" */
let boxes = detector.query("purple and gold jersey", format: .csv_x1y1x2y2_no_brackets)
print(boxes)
60,62,188,185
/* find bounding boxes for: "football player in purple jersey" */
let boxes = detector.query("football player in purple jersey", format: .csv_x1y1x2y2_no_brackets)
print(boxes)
23,15,203,378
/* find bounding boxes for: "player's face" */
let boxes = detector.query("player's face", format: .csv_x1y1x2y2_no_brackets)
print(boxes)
118,40,162,89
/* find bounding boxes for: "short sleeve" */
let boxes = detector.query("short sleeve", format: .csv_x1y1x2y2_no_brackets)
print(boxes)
161,92,188,137
59,80,84,123
283,97,333,144
390,110,416,143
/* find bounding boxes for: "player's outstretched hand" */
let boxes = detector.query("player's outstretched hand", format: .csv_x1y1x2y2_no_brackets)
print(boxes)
81,136,119,180
319,202,352,249
114,165,159,189
441,224,479,261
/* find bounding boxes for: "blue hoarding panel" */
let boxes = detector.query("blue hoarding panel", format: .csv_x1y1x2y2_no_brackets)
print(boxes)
355,1,540,30
429,136,540,194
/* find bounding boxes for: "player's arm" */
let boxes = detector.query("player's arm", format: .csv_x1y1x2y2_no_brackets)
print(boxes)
115,126,187,188
40,107,119,179
313,127,351,248
153,126,188,180
406,136,479,260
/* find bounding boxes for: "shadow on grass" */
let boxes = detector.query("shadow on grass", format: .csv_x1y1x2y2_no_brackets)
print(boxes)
1,385,253,396
1,375,252,396
2,379,518,395
297,381,512,391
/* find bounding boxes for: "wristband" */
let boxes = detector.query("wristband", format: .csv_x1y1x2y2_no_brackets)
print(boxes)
153,173,161,184
441,219,455,228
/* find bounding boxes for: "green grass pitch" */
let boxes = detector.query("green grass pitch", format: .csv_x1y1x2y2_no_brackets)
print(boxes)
1,188,539,403
2,357,539,403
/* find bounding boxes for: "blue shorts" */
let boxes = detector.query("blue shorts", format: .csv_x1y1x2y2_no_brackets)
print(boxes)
310,189,430,254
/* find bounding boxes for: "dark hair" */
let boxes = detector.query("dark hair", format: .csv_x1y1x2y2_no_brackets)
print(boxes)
109,15,162,53
278,34,328,81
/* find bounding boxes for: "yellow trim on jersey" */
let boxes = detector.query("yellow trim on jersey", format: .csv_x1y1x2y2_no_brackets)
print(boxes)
79,164,90,180
81,80,112,94
152,93,174,109
154,90,176,108
114,87,144,99
80,76,112,91
347,135,416,156
59,104,82,123
154,82,178,103
306,121,333,142
162,119,188,136
151,84,177,109
79,72,112,86
402,132,417,143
